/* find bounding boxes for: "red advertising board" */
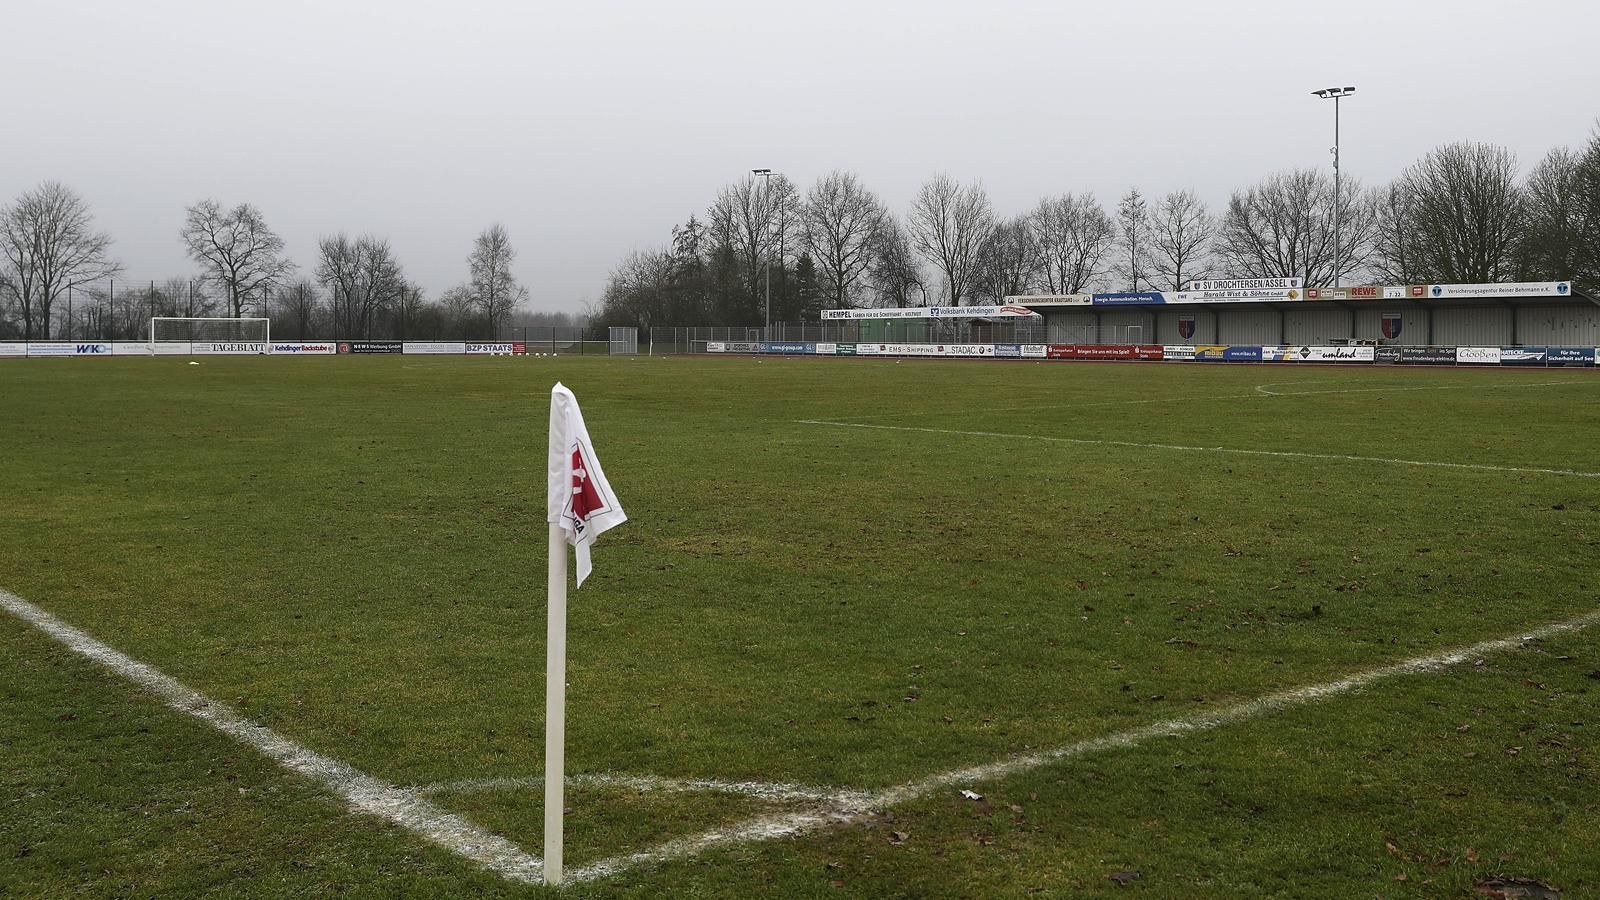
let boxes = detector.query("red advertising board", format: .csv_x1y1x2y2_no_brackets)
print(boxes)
1046,344,1164,360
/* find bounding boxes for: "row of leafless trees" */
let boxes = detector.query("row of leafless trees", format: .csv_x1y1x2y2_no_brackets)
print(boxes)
594,129,1600,329
0,188,533,340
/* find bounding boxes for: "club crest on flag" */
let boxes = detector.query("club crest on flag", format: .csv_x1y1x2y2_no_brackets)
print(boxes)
1178,315,1195,340
549,383,627,587
1381,313,1403,340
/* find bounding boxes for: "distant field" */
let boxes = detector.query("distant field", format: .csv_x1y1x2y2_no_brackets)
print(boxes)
2,355,1598,897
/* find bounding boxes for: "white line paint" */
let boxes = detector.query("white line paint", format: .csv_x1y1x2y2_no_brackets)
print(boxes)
415,772,873,808
1255,379,1577,397
568,606,1600,883
845,376,1584,420
796,419,1600,478
0,587,545,885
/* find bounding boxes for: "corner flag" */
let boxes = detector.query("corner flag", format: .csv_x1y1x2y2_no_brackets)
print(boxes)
547,382,627,587
543,382,626,885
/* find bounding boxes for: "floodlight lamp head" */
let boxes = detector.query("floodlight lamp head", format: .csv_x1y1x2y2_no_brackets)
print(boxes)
1344,86,1356,92
1312,89,1328,97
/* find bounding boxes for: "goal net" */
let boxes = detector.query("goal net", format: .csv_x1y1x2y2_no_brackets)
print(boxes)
150,317,270,346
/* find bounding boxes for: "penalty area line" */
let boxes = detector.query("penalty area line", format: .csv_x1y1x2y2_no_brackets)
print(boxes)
0,587,545,885
796,419,1600,478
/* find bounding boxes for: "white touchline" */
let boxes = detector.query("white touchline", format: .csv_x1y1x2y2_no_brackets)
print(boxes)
796,419,1600,478
567,606,1600,883
0,588,545,885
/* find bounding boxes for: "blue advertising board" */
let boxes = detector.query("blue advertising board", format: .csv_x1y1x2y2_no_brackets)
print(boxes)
994,343,1022,358
1547,347,1595,366
1091,291,1166,306
1500,347,1549,366
760,342,814,354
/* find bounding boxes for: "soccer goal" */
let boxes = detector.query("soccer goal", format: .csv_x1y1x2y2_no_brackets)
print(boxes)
150,317,270,347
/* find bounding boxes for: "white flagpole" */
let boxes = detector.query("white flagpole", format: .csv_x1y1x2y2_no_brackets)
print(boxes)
544,520,567,885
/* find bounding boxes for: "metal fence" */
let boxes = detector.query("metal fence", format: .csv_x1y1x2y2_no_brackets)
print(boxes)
649,319,1048,354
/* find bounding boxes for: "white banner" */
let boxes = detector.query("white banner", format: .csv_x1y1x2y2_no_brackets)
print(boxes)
820,304,1039,319
26,342,115,357
0,343,26,357
814,342,837,355
1004,294,1092,306
1171,288,1301,303
113,343,154,356
1423,282,1573,299
402,341,467,355
271,342,339,355
1263,346,1375,362
1021,344,1048,358
854,343,995,357
1457,346,1502,364
1186,277,1303,292
152,341,191,355
465,342,518,355
189,342,267,355
1163,345,1197,360
706,341,726,353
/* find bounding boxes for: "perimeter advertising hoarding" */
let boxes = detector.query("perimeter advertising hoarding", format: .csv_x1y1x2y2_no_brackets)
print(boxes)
465,342,527,355
271,343,338,354
819,305,1039,319
1021,344,1048,358
1305,287,1382,300
340,341,403,354
403,341,467,354
190,342,268,355
1163,345,1196,360
1499,347,1548,366
1420,282,1573,299
1003,294,1092,306
854,343,992,357
814,342,837,355
1547,347,1596,366
25,342,115,356
1171,288,1300,303
1091,291,1166,306
1046,345,1163,360
1186,277,1303,292
1374,346,1403,364
994,344,1022,358
759,342,814,354
0,343,24,357
1456,347,1502,364
1400,346,1457,364
1191,345,1263,362
1260,346,1375,362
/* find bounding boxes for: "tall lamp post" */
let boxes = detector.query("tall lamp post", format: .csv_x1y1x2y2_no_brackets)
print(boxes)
1312,86,1355,286
752,167,774,334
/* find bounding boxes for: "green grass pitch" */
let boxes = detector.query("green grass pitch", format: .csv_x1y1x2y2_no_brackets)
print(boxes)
2,354,1598,897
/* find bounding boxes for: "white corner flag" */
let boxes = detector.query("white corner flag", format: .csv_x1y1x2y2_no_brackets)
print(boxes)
547,382,627,586
543,382,626,885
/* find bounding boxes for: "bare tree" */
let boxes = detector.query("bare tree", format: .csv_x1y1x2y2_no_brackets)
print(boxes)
181,200,295,317
316,234,404,339
866,216,925,307
708,173,798,319
0,182,121,339
1113,188,1152,291
1213,168,1376,286
907,173,994,305
971,215,1040,302
1031,193,1115,294
1518,143,1597,282
1372,182,1427,284
1392,142,1524,283
802,171,886,309
1149,190,1213,290
468,224,529,336
275,279,322,340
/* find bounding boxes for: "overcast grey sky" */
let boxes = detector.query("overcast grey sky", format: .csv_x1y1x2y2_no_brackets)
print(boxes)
5,0,1596,313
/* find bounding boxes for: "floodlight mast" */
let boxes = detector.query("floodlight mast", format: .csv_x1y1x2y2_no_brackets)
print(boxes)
752,168,775,335
1312,86,1356,286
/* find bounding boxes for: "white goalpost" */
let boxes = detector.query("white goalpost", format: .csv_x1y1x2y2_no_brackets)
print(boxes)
150,317,270,349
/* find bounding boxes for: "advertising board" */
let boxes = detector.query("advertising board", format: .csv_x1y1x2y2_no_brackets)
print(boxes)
1499,347,1548,366
465,342,525,355
706,341,726,353
994,344,1022,358
1021,344,1047,358
1456,347,1502,364
1547,347,1596,366
271,342,338,354
759,342,814,354
1261,346,1375,362
1374,346,1402,364
1422,282,1573,299
190,342,267,354
1187,277,1302,292
1171,288,1300,303
1003,294,1092,306
26,342,114,356
1400,346,1456,365
340,341,403,354
1047,345,1163,360
1092,291,1166,306
1163,345,1196,360
1192,345,1262,362
814,342,837,355
403,341,467,355
113,344,154,356
0,343,25,357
